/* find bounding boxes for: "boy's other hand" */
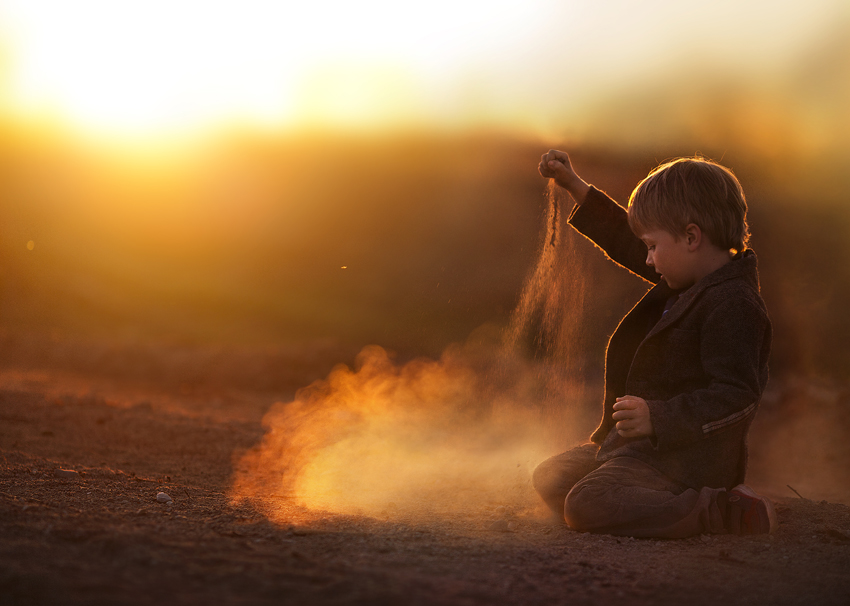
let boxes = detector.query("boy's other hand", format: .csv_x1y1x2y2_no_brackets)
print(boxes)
612,396,654,438
538,149,590,204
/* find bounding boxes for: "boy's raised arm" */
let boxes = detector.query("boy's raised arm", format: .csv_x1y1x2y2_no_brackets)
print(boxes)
539,149,660,283
538,150,591,205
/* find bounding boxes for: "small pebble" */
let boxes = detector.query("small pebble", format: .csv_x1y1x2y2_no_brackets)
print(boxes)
507,521,518,532
156,492,173,503
489,520,509,532
55,469,80,480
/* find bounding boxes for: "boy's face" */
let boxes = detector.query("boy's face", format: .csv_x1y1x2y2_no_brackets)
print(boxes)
638,229,695,290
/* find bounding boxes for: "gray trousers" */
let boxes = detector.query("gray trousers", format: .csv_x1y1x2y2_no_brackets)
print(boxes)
532,443,727,538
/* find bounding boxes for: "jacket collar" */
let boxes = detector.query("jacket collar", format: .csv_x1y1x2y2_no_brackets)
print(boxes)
645,249,760,337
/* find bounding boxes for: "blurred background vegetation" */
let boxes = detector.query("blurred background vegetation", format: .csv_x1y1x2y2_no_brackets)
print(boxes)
0,0,847,392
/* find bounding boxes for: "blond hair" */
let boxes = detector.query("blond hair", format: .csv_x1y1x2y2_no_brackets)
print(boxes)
627,157,749,253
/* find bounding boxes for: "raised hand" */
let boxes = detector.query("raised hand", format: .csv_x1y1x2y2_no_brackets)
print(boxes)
538,149,590,204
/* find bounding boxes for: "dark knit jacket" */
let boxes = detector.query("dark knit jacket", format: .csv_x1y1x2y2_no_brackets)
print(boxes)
568,187,772,490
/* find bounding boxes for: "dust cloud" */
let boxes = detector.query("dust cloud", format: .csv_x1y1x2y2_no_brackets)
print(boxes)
231,182,591,521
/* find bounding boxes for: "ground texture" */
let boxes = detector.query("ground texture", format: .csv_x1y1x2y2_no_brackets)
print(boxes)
1,368,849,606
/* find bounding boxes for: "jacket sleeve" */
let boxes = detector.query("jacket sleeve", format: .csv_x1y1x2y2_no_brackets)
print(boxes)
567,186,661,284
645,297,771,452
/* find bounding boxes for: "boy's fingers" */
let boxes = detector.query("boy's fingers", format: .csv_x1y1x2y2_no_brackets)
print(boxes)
538,150,574,182
540,164,568,181
618,423,648,438
616,422,635,435
547,160,567,174
547,149,570,164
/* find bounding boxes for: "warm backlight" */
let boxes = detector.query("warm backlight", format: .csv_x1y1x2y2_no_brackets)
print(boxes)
1,0,845,143
0,0,533,137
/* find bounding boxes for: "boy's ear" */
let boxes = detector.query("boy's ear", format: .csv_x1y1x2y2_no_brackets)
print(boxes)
684,223,702,251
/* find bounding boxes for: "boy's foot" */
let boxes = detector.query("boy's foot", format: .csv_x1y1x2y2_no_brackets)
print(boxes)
723,485,777,535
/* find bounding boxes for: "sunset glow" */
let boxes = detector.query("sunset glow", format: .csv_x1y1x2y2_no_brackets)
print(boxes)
1,0,845,140
0,0,535,136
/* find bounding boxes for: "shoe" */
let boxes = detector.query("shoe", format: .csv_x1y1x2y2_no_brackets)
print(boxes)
725,485,777,535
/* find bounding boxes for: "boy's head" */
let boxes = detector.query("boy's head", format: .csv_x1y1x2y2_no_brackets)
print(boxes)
627,157,749,255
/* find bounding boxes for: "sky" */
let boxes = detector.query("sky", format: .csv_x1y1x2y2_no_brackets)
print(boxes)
0,0,847,141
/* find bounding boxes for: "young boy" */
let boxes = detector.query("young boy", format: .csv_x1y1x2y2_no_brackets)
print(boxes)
532,150,775,538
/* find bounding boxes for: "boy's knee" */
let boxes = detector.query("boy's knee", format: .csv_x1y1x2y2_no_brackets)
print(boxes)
531,458,559,497
563,485,589,530
564,483,613,532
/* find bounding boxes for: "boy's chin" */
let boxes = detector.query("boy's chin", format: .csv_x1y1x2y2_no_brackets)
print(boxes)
662,276,693,290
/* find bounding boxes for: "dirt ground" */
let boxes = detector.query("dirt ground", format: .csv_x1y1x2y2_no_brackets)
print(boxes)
1,365,849,606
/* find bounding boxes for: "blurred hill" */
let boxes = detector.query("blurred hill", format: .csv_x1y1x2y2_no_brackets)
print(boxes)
0,126,847,391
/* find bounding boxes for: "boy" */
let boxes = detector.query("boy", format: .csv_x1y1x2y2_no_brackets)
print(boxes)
532,150,775,538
